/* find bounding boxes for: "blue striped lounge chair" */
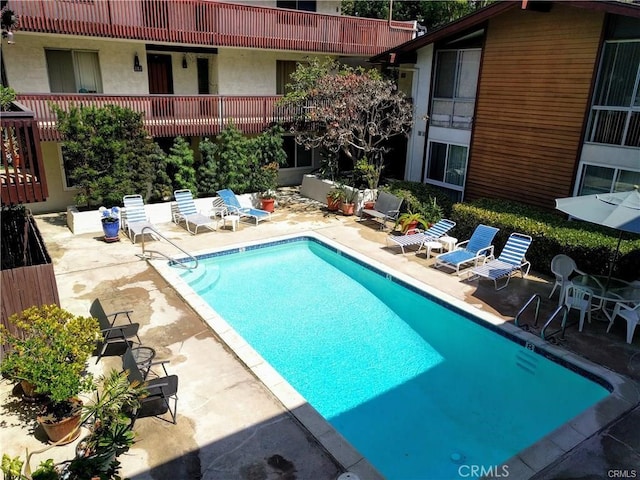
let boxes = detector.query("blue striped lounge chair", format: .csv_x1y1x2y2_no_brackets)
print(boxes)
122,194,159,243
434,224,499,275
386,218,456,255
216,189,271,225
470,232,533,290
174,189,217,235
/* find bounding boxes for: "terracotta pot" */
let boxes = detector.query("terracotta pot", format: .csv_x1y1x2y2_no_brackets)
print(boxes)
326,197,340,212
341,203,355,216
404,221,419,233
38,401,83,445
363,201,375,210
20,380,38,398
261,198,275,213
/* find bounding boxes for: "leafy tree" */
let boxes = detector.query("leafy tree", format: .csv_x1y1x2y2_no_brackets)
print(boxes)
53,104,159,207
250,125,287,196
341,0,492,30
280,57,413,189
148,142,173,201
166,136,197,194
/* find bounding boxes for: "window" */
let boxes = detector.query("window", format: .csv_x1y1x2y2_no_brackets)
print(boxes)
578,164,640,196
586,41,640,147
431,49,480,129
277,1,316,12
46,49,103,93
282,136,312,168
425,141,468,194
277,61,298,95
58,145,76,190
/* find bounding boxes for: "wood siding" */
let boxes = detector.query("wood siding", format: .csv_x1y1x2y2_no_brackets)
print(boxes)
467,4,604,209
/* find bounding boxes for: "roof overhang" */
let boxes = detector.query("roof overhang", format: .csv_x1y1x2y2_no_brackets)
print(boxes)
371,0,640,65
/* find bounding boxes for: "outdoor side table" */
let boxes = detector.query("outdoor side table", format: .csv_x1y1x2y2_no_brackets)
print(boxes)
224,214,240,232
423,241,443,259
439,236,458,252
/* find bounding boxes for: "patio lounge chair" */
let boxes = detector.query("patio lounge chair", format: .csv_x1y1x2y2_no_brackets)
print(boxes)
216,189,271,225
386,219,456,255
434,224,499,275
122,194,159,244
123,347,178,425
470,232,533,290
359,191,403,230
174,189,217,235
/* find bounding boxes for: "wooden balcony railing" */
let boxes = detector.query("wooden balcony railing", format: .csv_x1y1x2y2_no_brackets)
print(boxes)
16,93,296,140
10,0,415,56
1,105,48,205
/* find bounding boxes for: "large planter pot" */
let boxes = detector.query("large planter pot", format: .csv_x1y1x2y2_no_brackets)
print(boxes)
261,198,275,213
38,402,83,445
326,196,340,212
101,220,120,240
341,203,355,216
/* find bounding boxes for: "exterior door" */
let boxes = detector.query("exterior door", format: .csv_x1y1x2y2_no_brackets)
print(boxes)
147,53,174,117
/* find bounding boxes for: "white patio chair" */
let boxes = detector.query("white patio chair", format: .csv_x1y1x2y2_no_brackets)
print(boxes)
549,254,586,306
564,284,593,332
608,301,640,344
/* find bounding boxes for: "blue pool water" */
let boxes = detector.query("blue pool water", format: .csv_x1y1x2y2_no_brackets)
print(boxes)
180,237,610,479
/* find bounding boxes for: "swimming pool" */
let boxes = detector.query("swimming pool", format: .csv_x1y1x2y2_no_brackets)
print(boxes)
154,233,634,479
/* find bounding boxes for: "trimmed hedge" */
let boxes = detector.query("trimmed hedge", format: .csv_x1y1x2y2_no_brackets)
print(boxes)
449,198,640,281
384,180,455,216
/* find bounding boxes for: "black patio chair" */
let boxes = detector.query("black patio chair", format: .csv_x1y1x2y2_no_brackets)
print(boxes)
122,347,178,426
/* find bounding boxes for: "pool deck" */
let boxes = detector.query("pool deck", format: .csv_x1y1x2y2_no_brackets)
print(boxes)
1,189,639,480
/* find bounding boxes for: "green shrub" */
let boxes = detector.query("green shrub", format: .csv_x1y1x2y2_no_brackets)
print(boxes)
384,180,455,217
450,198,640,280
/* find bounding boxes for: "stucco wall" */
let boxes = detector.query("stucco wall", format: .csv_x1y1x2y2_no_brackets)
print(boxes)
5,33,149,94
25,142,76,214
404,45,433,182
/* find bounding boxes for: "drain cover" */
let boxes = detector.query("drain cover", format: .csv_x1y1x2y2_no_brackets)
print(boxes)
337,473,361,480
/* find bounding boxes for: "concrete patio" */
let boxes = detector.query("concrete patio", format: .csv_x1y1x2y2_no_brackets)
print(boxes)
1,189,639,480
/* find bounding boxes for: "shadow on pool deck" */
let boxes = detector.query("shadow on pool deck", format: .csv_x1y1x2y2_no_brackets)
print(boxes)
1,190,639,480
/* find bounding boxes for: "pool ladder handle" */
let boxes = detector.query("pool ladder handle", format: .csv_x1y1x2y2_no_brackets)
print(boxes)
139,225,199,270
515,294,571,341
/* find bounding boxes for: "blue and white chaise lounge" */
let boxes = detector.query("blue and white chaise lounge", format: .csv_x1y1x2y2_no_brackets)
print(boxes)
386,218,456,255
122,194,159,243
470,232,533,290
434,224,499,275
173,189,217,235
216,189,271,225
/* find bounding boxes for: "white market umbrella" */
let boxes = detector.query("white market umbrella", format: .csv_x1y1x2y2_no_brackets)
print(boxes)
555,185,640,284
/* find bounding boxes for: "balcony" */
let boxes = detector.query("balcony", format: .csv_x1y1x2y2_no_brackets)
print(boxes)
1,104,48,205
9,0,415,57
16,93,296,140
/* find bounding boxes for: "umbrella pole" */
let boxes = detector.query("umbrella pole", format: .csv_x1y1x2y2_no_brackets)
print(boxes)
605,231,623,290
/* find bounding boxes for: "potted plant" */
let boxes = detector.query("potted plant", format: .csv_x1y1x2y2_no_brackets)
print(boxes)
326,187,344,212
0,305,102,445
340,185,359,216
71,369,146,478
396,210,428,234
99,206,120,241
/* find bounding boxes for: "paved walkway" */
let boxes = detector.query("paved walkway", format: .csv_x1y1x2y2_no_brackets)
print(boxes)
1,189,639,479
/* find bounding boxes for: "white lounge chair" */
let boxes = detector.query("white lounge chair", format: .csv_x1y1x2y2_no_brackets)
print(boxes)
216,189,271,225
386,219,456,255
470,232,533,290
173,189,217,235
122,194,159,243
359,191,403,230
434,224,499,275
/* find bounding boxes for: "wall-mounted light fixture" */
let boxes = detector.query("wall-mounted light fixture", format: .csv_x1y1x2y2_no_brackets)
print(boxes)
133,53,142,72
182,54,188,69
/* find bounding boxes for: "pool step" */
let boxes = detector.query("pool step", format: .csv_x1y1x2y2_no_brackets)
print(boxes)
515,349,539,375
189,266,221,295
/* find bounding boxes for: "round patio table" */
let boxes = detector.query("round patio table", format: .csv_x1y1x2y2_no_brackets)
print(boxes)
571,275,640,321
